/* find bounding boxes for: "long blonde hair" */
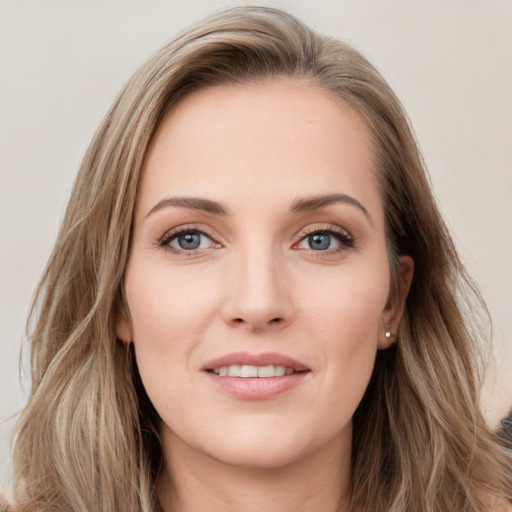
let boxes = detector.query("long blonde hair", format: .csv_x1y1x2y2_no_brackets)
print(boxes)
10,6,511,512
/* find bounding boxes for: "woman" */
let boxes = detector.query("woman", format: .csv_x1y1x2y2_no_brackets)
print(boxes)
6,6,511,512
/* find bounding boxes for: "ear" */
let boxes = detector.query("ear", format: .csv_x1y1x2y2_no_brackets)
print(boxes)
378,255,414,349
115,305,132,345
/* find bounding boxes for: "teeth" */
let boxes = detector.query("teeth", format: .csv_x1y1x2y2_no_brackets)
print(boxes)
240,365,258,377
212,365,295,378
257,365,275,377
275,365,286,377
227,365,241,377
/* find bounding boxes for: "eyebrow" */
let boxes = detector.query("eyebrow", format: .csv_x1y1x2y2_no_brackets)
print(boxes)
146,193,372,224
289,193,372,225
147,196,228,217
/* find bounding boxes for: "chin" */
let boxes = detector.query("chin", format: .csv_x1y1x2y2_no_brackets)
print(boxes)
196,423,341,471
205,441,308,470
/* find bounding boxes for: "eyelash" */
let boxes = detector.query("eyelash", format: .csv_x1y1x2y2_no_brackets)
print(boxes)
296,225,354,254
158,226,219,255
157,224,355,255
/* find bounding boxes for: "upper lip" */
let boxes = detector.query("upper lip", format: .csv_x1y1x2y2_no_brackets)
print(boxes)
202,351,310,372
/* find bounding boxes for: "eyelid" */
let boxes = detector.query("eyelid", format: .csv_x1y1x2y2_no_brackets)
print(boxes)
158,224,221,254
300,223,352,238
294,224,355,252
155,222,354,255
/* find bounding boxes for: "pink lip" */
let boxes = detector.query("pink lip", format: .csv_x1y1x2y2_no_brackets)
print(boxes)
201,351,311,400
202,351,310,371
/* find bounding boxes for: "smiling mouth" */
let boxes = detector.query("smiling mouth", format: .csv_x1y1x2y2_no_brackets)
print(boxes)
210,365,304,378
202,352,311,398
202,351,310,376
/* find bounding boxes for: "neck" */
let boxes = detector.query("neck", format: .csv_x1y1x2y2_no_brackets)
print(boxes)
156,431,353,512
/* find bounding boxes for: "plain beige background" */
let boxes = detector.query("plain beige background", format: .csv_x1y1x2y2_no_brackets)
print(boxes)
1,0,511,479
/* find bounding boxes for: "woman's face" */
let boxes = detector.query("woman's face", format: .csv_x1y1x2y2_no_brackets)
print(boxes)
118,79,410,469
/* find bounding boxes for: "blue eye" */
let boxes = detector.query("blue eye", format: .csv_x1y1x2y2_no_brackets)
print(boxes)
175,233,202,250
163,230,214,252
296,228,353,252
308,233,332,250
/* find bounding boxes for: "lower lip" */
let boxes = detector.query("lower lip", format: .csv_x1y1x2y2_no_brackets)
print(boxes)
204,372,310,400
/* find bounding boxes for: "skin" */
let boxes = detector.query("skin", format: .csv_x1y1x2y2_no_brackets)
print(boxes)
117,79,413,512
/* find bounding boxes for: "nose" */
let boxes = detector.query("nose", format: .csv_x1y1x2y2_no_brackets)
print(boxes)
221,246,294,332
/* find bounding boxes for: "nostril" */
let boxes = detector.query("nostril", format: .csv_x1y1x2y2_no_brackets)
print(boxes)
228,316,287,328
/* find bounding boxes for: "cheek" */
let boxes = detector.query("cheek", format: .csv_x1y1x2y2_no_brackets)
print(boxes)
124,264,218,420
301,262,389,340
123,260,221,396
300,264,389,406
321,286,383,368
126,259,217,339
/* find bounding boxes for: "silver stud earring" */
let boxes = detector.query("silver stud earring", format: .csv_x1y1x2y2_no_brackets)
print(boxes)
385,325,392,339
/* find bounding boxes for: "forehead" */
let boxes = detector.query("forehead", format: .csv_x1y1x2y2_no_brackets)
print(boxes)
138,79,382,224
